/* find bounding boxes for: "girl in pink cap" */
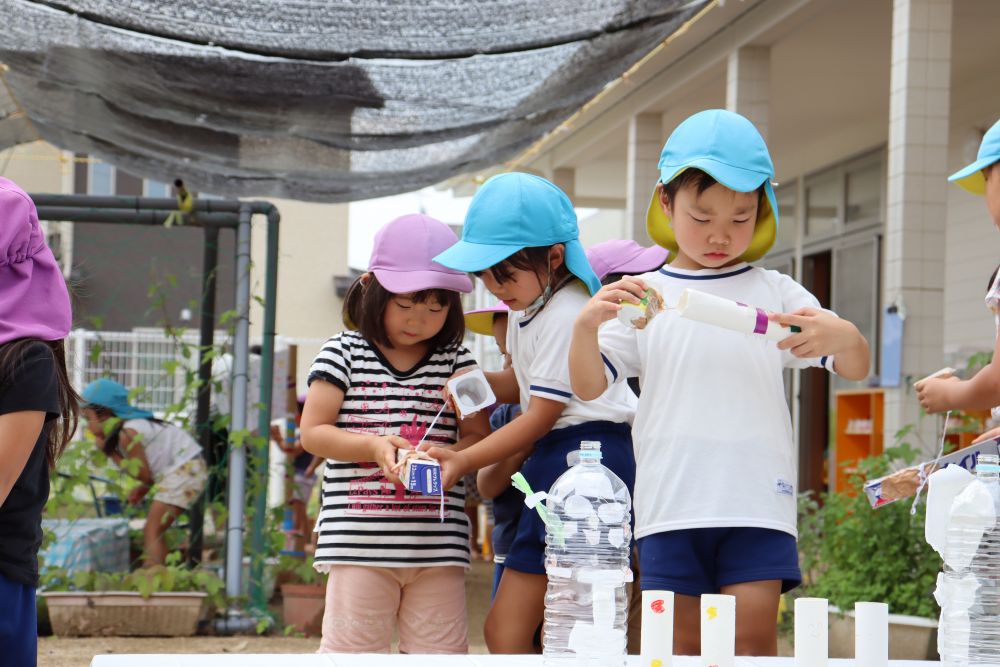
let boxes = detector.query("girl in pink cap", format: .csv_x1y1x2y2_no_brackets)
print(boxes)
0,177,78,667
300,214,490,654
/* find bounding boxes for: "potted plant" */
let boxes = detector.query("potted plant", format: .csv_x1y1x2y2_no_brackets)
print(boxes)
278,555,326,636
40,553,224,637
795,436,941,660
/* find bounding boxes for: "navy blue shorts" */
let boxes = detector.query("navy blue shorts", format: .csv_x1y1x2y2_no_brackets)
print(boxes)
0,571,37,667
504,421,635,575
637,527,801,596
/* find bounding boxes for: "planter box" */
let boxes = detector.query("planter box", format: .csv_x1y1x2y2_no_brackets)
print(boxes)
42,591,206,637
281,583,325,637
828,607,938,661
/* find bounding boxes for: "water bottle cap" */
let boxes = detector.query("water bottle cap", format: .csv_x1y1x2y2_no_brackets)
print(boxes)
579,441,603,461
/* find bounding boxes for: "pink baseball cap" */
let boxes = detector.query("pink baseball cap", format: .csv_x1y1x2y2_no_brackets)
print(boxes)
0,177,72,345
464,302,509,336
586,239,669,281
369,214,473,294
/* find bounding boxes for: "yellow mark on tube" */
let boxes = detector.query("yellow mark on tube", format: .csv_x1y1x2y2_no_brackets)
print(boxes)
706,606,718,620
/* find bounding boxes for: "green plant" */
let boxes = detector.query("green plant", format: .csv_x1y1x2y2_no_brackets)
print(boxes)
41,552,225,608
276,554,324,586
796,435,942,619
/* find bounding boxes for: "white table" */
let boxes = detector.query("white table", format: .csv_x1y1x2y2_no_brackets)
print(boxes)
90,656,940,666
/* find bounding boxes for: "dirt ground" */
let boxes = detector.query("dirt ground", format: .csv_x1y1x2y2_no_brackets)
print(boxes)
39,559,494,667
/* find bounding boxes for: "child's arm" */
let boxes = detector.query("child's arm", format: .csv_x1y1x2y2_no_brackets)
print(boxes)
429,396,565,489
477,448,531,500
118,429,155,486
569,277,648,400
483,367,520,405
300,380,411,484
0,411,45,509
917,334,1000,412
453,409,490,453
770,307,870,381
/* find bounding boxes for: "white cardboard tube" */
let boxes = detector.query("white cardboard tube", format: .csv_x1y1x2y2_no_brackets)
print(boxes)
700,594,735,667
677,288,796,341
794,597,828,667
641,590,673,667
855,601,889,667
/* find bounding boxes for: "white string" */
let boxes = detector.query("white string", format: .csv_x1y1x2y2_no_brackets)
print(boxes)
911,410,951,515
414,401,448,452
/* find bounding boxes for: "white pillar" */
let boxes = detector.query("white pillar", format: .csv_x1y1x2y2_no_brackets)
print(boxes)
625,113,662,244
883,0,952,454
726,46,770,141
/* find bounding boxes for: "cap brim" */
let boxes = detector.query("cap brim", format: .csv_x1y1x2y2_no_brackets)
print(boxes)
609,245,670,276
464,311,499,336
948,157,996,195
433,240,522,273
564,240,602,295
646,170,778,264
659,158,770,194
372,267,473,294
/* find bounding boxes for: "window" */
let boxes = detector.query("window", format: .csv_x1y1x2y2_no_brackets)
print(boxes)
89,161,115,195
774,184,798,251
144,180,172,198
845,156,884,225
805,168,839,237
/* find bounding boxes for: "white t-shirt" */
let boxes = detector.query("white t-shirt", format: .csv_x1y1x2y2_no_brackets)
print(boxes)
124,419,202,481
507,281,634,431
210,352,262,432
598,263,837,540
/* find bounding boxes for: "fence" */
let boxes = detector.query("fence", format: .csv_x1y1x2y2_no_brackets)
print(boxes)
67,328,233,417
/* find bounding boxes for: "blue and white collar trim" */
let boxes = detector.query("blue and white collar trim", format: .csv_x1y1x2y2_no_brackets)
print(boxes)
659,263,752,281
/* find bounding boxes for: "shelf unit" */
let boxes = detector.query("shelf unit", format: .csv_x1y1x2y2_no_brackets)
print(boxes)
833,389,884,493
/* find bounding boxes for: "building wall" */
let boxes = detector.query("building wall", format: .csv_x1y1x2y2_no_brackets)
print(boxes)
249,197,349,389
943,77,1000,360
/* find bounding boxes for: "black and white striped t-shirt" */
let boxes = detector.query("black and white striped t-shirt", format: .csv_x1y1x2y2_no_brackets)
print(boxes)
308,331,476,569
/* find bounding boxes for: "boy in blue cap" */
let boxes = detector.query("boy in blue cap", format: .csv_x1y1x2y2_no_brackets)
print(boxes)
81,378,207,566
569,110,870,656
431,172,637,654
918,118,1000,423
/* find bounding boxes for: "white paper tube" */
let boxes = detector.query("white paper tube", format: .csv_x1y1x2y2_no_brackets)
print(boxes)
676,288,799,341
700,594,735,667
855,601,888,667
794,597,828,667
641,590,674,667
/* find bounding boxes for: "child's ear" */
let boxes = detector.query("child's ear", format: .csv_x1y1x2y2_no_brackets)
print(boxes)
657,183,673,223
549,243,566,270
360,272,372,286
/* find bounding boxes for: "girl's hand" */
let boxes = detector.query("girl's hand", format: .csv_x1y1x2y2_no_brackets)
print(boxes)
372,435,411,485
916,375,961,414
973,425,1000,444
770,308,861,358
426,446,470,490
575,277,647,331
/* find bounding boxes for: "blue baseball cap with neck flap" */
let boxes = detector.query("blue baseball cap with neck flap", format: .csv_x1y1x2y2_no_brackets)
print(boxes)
949,118,1000,195
81,378,154,420
433,172,601,295
646,109,779,263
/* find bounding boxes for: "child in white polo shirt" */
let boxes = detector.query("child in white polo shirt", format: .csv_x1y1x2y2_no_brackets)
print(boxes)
569,110,870,656
431,173,637,654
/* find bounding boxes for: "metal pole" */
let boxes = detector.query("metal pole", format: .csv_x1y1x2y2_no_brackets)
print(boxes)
225,206,252,601
188,225,220,565
249,212,280,612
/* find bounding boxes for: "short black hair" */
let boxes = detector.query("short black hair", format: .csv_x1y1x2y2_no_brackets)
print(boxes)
659,168,765,212
342,274,465,349
475,245,569,285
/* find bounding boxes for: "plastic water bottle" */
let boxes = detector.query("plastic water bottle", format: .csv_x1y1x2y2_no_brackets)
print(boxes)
939,453,1000,666
542,441,632,667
